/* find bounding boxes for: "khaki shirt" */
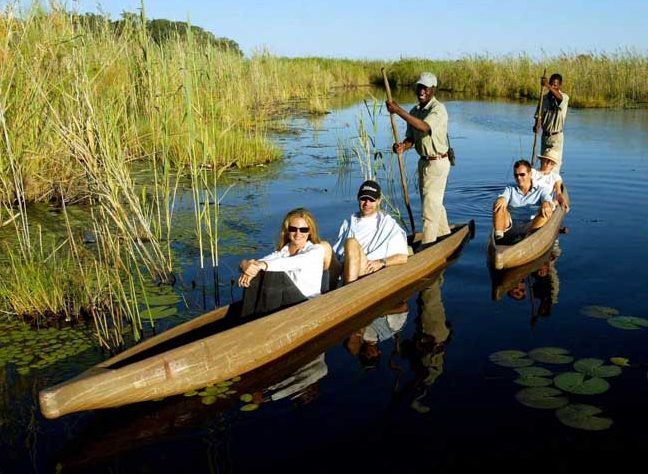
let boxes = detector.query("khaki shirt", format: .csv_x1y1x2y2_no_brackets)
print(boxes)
541,91,569,134
406,97,448,157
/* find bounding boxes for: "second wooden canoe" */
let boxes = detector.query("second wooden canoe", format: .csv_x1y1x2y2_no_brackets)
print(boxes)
39,220,475,419
488,188,569,270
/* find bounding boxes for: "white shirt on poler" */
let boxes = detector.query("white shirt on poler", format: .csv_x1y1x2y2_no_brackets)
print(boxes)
260,241,324,298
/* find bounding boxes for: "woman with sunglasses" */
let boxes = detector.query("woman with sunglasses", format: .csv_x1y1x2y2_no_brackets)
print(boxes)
238,208,330,318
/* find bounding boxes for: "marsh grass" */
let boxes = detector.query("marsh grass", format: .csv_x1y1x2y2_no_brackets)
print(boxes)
1,3,647,347
380,51,648,107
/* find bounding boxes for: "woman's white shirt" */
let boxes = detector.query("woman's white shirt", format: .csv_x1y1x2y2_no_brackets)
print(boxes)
260,241,324,298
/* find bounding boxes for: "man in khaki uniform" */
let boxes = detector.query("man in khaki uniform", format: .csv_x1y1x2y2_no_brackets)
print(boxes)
386,72,451,245
534,73,569,172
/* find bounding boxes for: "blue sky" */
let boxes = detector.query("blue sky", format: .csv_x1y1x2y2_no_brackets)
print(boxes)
33,1,648,59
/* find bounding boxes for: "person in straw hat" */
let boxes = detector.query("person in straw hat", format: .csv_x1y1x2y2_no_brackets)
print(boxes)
533,148,569,212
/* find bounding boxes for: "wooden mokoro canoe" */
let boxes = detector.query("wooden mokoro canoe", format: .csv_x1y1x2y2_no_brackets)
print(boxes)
39,220,475,419
487,187,569,270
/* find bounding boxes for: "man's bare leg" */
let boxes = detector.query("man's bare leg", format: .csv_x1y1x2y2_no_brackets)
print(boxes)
343,238,368,283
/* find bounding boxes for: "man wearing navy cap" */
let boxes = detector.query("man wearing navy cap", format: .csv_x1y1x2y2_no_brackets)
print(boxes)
386,72,451,245
330,180,408,284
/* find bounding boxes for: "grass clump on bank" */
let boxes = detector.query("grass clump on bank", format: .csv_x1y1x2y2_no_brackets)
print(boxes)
379,51,648,107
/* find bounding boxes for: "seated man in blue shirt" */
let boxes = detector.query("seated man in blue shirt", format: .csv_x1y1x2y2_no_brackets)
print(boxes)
493,160,553,242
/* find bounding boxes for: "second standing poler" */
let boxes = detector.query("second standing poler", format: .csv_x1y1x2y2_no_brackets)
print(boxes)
386,72,451,245
534,73,569,172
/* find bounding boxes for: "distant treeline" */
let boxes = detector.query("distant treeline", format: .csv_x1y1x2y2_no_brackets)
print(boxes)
71,12,242,56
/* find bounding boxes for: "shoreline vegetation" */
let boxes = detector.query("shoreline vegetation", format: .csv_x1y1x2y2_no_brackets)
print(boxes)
1,4,647,348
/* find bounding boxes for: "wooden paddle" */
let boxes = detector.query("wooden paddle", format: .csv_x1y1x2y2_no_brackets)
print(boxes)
381,67,416,236
531,68,547,166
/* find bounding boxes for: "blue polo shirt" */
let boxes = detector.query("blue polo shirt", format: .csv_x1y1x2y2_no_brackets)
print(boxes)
499,182,553,221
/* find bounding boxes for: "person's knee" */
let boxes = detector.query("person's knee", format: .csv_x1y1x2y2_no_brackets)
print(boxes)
320,240,333,270
344,237,361,256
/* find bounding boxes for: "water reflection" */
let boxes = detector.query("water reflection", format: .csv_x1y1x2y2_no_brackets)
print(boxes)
400,272,450,413
491,240,562,326
258,353,328,407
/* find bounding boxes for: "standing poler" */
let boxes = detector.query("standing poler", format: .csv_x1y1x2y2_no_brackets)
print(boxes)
534,73,569,172
386,72,451,245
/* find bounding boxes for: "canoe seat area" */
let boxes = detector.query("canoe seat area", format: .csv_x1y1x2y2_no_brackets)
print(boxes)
495,232,526,246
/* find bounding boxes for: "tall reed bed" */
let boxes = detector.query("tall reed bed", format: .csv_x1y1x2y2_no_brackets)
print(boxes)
380,51,648,106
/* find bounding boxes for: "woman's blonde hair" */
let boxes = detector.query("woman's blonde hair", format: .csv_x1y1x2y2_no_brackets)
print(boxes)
277,208,321,249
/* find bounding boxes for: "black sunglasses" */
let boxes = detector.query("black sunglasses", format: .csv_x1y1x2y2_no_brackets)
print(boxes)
288,226,310,233
514,172,527,177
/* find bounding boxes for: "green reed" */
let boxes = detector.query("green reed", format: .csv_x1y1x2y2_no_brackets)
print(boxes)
379,51,648,106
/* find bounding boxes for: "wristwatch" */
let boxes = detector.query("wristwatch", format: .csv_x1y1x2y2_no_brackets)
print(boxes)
380,258,387,268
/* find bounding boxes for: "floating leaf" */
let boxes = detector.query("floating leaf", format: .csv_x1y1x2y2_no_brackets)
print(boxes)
489,350,534,368
145,293,180,306
240,393,253,403
574,358,622,378
141,306,178,320
554,372,610,395
514,367,554,387
183,390,199,397
515,387,569,409
240,403,259,412
202,395,217,405
610,357,630,367
607,316,648,330
555,404,613,431
529,347,574,364
231,376,242,382
580,305,619,319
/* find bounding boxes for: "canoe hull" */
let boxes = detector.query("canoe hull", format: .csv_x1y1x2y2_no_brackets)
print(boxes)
487,205,565,270
40,221,474,419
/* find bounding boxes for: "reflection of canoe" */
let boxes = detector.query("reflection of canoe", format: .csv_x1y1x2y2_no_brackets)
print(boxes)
490,248,554,301
39,221,475,419
487,187,569,270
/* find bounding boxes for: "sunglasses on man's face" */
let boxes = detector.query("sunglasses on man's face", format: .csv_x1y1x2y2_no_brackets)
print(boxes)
514,172,527,177
288,226,310,233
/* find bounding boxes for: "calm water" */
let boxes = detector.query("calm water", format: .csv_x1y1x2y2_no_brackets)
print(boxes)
1,93,648,473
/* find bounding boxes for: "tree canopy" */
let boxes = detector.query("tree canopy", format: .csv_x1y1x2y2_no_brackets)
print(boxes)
71,12,243,56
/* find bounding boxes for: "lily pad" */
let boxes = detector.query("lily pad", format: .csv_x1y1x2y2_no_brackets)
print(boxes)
140,305,178,320
580,305,619,319
515,387,569,409
514,367,554,387
202,395,217,405
573,358,622,378
240,393,254,403
610,357,630,367
145,293,180,306
489,350,534,368
528,347,574,364
555,404,613,431
240,403,259,412
607,316,648,330
554,372,610,395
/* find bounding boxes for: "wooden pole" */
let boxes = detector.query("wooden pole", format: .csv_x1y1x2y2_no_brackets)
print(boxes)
531,69,547,167
381,67,415,236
